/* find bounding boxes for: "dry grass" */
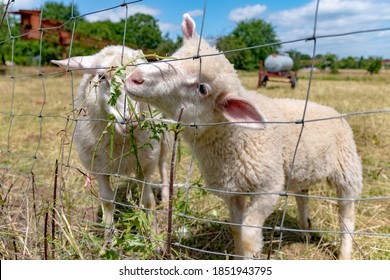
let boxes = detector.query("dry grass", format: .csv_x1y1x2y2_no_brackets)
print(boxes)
0,67,389,260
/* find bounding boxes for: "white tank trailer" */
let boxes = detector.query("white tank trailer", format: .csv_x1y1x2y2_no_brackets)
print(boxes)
258,54,297,89
264,54,294,73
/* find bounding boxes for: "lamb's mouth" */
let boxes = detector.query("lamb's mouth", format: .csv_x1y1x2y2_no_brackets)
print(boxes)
124,88,147,101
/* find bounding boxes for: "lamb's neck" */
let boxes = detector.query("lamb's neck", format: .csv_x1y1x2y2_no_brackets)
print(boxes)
182,125,234,161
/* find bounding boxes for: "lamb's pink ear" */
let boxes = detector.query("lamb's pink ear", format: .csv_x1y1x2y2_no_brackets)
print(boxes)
216,94,267,129
51,55,97,73
182,13,197,40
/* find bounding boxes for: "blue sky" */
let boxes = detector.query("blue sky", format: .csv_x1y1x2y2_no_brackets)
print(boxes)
7,0,390,58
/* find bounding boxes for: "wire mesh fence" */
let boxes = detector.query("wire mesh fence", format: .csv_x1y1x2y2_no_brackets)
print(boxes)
0,0,389,260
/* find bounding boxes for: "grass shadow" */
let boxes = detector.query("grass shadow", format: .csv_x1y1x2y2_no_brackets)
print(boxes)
171,209,340,260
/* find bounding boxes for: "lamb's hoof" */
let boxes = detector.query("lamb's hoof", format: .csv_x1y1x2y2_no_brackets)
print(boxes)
299,218,312,242
301,232,312,243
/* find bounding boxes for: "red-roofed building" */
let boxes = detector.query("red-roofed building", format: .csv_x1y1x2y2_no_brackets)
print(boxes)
9,10,70,44
382,59,390,69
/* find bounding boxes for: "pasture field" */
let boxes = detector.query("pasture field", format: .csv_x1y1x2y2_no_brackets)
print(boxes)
0,67,389,260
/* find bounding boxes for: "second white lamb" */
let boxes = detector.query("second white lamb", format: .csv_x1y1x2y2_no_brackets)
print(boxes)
52,46,170,231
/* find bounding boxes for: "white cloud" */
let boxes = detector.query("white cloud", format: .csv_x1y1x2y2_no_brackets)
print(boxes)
85,9,125,23
6,0,41,10
187,9,204,18
269,0,390,37
127,4,160,16
229,4,267,22
158,22,179,35
85,4,160,22
268,0,390,57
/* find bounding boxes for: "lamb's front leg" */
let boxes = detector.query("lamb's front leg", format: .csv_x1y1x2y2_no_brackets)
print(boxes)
96,174,115,227
96,174,115,254
224,195,246,258
295,189,311,241
141,173,157,232
240,194,279,259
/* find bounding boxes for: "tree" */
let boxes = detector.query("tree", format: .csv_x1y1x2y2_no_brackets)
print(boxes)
156,33,180,56
366,57,382,74
216,35,253,70
75,20,124,46
319,53,339,74
0,2,175,66
74,13,172,55
286,50,311,71
42,1,81,23
338,56,359,69
124,13,163,50
217,19,280,70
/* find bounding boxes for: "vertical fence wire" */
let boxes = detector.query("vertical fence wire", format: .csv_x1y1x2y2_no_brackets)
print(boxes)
275,0,321,259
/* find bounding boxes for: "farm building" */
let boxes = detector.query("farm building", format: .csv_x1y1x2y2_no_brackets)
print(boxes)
9,10,71,45
382,59,390,69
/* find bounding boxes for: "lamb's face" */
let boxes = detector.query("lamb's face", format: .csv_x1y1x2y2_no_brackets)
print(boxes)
125,14,267,130
125,53,224,125
52,46,147,135
90,68,135,135
125,18,240,126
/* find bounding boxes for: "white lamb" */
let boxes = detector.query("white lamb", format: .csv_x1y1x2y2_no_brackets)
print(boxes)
124,14,363,259
52,46,170,229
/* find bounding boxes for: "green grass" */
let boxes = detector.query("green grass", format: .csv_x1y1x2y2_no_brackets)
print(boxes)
0,67,389,260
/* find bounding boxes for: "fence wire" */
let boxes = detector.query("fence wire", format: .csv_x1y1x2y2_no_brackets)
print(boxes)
0,0,389,260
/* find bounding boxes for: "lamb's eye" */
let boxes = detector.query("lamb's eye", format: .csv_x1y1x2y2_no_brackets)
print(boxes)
98,73,106,80
198,83,208,96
